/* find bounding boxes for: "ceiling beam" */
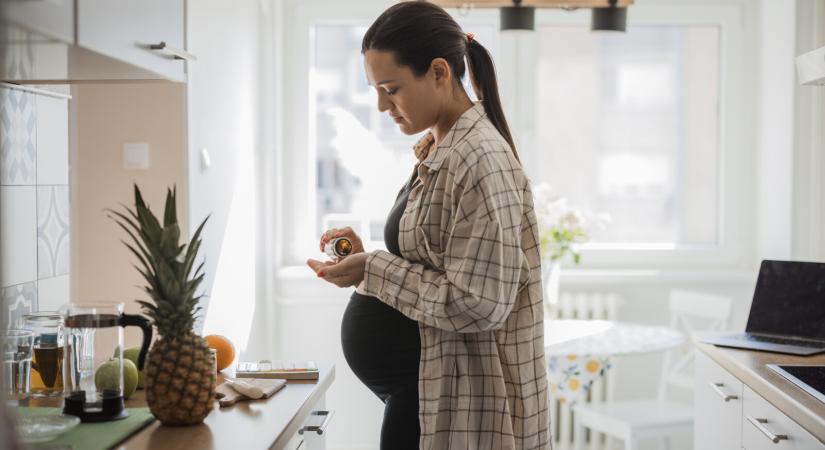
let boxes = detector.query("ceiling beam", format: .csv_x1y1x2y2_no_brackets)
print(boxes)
428,0,633,8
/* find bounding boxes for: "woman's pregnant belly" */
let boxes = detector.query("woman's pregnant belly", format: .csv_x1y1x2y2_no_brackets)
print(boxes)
341,291,420,397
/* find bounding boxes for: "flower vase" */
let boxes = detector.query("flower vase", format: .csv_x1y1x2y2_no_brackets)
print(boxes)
541,259,561,309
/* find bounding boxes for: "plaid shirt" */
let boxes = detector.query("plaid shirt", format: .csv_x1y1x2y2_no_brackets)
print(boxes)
363,102,550,449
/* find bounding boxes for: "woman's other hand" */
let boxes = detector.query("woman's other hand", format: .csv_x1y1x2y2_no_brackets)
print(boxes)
318,227,365,255
306,252,369,288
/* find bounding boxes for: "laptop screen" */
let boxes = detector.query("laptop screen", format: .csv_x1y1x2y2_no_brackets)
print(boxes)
746,260,825,340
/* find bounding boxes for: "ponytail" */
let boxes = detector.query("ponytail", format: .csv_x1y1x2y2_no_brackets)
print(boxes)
466,39,519,162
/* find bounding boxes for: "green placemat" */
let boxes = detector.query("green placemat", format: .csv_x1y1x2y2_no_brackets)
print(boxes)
17,407,155,450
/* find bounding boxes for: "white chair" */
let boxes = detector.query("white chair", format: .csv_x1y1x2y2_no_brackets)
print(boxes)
573,290,733,450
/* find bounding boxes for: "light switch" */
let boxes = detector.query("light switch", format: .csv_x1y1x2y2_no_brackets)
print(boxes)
200,147,211,171
123,143,150,170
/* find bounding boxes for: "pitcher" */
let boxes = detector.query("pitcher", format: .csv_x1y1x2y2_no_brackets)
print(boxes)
62,303,151,422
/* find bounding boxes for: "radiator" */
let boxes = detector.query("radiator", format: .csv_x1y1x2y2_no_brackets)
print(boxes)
547,292,621,450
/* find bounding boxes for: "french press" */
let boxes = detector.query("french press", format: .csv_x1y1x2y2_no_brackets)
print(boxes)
62,303,151,422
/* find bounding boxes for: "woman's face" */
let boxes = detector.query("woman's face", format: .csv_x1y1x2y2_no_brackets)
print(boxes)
363,49,443,135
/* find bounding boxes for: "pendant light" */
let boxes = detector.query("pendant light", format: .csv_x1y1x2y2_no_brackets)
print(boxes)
591,0,627,32
500,0,535,31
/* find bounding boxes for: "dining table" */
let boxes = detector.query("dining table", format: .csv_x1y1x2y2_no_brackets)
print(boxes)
544,319,685,404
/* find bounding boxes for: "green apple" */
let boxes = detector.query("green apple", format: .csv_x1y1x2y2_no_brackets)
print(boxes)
114,346,145,389
122,347,145,389
95,358,139,399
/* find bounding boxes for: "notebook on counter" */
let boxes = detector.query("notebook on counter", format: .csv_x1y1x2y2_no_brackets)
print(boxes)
236,360,319,380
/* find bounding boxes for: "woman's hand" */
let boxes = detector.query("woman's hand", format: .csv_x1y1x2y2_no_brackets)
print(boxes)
318,227,365,256
306,252,369,288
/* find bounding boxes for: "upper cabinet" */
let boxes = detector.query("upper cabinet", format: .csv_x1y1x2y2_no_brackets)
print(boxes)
1,0,191,83
76,0,188,82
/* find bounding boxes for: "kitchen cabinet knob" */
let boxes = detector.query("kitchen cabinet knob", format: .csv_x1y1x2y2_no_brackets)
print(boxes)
709,382,739,402
747,416,789,444
149,41,197,62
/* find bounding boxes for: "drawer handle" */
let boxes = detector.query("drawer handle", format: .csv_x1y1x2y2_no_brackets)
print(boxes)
299,410,335,435
709,382,739,402
149,41,198,61
747,416,789,444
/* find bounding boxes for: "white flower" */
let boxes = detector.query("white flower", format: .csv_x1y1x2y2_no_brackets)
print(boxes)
532,183,610,263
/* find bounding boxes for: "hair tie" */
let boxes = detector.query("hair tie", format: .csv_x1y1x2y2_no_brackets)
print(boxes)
465,32,475,43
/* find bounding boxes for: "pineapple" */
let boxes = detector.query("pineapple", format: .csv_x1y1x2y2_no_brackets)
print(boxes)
109,185,214,426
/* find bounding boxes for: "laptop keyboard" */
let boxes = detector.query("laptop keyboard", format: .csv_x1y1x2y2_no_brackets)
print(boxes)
740,334,825,348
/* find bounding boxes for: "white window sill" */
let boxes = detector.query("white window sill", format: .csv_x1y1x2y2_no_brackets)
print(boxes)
273,265,757,304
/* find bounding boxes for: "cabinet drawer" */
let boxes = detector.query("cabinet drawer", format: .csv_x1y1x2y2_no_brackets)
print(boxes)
743,386,825,450
77,0,187,81
695,351,744,450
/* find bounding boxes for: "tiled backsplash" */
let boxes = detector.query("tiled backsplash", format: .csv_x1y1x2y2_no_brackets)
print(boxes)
1,86,70,327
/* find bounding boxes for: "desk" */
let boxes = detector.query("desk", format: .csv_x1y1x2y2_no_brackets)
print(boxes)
17,364,335,450
544,320,683,404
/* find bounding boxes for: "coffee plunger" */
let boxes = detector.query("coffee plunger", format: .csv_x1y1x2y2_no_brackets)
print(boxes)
62,303,151,422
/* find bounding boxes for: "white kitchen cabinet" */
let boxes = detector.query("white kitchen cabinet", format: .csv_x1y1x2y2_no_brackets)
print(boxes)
1,0,190,82
695,351,744,450
743,386,825,450
77,0,189,82
3,0,73,43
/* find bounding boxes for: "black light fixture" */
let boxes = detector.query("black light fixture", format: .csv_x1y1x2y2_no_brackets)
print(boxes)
500,0,535,31
591,0,627,32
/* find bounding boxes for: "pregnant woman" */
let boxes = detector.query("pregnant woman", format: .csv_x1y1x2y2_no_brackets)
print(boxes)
307,2,549,449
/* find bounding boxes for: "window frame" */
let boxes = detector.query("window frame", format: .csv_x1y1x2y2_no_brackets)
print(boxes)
276,0,754,274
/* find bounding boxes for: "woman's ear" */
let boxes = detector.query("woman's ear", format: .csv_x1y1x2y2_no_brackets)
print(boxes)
429,58,452,86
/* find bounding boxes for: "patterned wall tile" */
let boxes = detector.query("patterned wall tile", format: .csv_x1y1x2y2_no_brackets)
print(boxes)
2,282,37,329
1,186,38,287
3,27,34,80
0,88,37,185
37,186,70,279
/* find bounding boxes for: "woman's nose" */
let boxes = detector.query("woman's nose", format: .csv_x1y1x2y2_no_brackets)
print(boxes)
376,91,391,112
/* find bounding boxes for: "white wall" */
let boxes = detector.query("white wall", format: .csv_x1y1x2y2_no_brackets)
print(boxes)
186,0,270,358
71,82,188,348
793,0,825,261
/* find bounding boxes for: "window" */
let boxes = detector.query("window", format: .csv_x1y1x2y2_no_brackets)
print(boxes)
311,24,419,245
535,25,721,246
280,1,748,269
309,21,496,247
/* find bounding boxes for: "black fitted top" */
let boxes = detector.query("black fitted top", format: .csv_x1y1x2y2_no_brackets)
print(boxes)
340,177,420,395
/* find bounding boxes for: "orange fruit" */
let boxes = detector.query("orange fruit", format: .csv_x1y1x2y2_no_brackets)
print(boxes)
205,334,235,371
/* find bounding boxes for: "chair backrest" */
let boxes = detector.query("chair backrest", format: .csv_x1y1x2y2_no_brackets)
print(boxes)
658,290,733,401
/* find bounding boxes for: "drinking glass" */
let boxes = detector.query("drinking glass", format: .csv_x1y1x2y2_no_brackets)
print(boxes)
18,312,65,397
2,329,35,403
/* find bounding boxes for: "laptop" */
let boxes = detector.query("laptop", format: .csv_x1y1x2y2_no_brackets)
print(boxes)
703,260,825,356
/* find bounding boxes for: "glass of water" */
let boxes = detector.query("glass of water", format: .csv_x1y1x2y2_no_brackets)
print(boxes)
2,329,35,403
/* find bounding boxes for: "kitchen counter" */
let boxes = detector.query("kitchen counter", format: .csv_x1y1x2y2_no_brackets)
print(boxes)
698,342,825,443
18,364,335,450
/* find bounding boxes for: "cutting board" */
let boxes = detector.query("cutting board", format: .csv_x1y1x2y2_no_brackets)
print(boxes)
215,378,287,407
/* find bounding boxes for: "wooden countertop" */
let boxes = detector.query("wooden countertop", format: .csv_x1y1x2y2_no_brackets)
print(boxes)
20,364,335,450
697,342,825,443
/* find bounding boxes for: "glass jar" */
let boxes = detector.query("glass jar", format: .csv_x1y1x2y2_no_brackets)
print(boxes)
18,312,64,397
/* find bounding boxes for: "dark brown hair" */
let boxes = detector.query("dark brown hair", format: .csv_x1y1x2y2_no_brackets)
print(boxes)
362,1,518,160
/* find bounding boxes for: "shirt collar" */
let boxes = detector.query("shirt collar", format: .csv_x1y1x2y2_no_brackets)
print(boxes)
415,102,487,173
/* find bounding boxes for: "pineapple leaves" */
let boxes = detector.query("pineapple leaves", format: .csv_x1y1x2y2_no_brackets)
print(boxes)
163,186,177,228
108,184,209,339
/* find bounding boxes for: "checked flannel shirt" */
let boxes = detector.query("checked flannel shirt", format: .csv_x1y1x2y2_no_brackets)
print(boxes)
362,102,551,449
